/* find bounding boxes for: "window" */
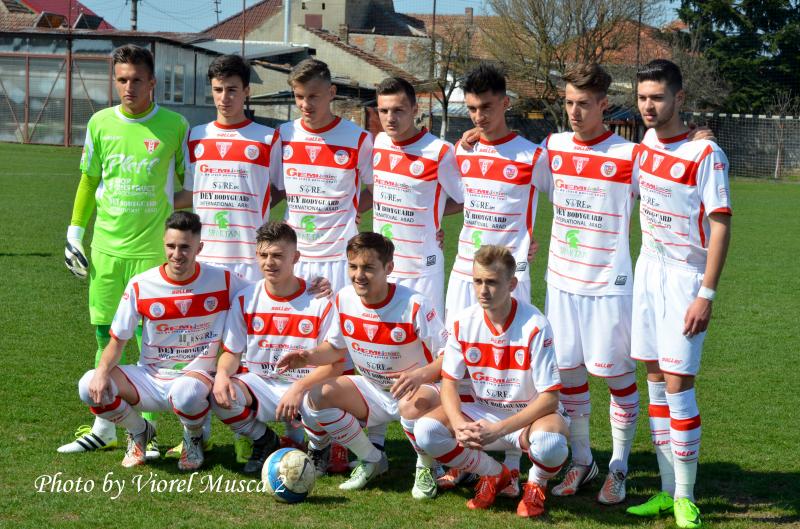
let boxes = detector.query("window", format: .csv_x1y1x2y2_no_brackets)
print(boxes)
173,64,184,103
163,64,172,101
162,63,186,104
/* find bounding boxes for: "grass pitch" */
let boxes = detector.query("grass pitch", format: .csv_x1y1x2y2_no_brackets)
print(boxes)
0,142,798,528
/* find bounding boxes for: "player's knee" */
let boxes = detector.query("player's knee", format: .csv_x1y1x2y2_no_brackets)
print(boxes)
528,430,568,469
168,376,209,412
398,396,432,420
77,370,97,405
307,381,335,410
413,416,449,452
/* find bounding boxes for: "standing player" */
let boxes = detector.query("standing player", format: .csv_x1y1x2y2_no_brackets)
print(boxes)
60,45,190,455
626,60,732,529
413,245,569,517
211,221,345,474
531,64,640,504
371,76,463,317
279,58,374,293
77,212,245,470
277,232,449,493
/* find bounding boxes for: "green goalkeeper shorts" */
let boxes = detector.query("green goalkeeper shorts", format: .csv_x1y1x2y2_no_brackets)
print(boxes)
88,248,163,325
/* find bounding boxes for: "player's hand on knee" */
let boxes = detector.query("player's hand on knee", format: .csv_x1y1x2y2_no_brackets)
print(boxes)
388,369,424,401
528,237,539,262
65,226,89,279
213,377,236,409
276,386,304,421
277,350,309,373
88,373,111,404
683,297,712,337
459,128,481,151
307,276,332,299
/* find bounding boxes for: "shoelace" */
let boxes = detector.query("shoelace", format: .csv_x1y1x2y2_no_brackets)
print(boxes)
416,467,435,488
605,473,625,496
523,484,545,503
74,425,93,438
474,475,497,496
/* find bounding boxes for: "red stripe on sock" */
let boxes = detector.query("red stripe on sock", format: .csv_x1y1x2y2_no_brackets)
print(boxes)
172,402,210,421
90,396,122,415
319,410,347,427
609,382,638,397
529,455,566,473
560,383,589,395
221,407,251,424
436,444,464,464
670,415,701,431
648,404,670,418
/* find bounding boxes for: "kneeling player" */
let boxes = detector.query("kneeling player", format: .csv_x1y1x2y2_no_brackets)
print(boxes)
211,221,345,474
277,232,448,492
414,245,569,517
78,212,245,470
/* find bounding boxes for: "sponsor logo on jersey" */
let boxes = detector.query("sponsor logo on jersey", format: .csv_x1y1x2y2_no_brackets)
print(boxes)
389,153,402,170
551,154,563,172
472,372,519,384
334,150,350,165
503,164,518,179
150,302,165,318
460,159,471,173
717,185,729,200
343,319,355,335
566,229,580,249
390,327,407,343
143,139,160,153
300,215,316,233
426,308,437,322
216,142,232,158
651,154,665,171
214,211,229,229
426,255,436,266
379,224,393,239
305,145,321,163
244,145,260,161
274,317,289,333
516,261,527,272
492,347,504,365
174,299,192,316
572,156,590,174
471,231,483,249
514,348,526,366
479,159,494,176
640,150,649,165
364,323,379,341
409,160,425,176
543,337,553,348
283,145,293,160
193,143,204,157
601,161,617,177
298,319,314,335
252,316,265,332
465,347,481,364
615,275,627,285
372,152,381,167
713,161,726,171
204,296,218,312
670,162,686,179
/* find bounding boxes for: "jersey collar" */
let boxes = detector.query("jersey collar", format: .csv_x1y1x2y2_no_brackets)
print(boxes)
572,129,613,146
159,262,201,285
391,127,428,147
483,298,517,336
115,103,159,124
264,278,306,302
214,119,252,130
363,283,396,310
479,132,517,146
299,116,341,134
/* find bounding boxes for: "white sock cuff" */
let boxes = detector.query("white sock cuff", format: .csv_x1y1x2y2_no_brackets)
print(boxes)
647,380,668,406
665,388,699,419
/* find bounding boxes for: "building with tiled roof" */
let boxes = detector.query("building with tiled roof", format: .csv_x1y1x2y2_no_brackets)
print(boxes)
0,0,114,29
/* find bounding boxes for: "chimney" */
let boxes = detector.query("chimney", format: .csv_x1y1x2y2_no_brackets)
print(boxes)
465,7,473,26
339,23,349,44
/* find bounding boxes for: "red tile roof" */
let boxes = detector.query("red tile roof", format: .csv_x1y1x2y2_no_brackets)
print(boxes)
18,0,114,29
203,0,281,40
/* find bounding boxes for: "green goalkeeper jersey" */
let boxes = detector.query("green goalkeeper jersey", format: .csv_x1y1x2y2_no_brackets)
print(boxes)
80,104,190,258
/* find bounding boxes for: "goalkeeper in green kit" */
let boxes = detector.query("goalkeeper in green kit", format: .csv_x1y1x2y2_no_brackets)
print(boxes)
59,45,191,456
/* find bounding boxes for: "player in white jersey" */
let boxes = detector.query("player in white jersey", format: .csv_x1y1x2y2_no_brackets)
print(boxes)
211,221,348,474
372,76,464,316
447,63,550,324
626,60,732,529
413,245,568,517
278,59,374,293
77,212,246,470
277,232,449,494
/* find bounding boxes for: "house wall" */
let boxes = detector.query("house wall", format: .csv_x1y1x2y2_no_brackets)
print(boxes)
348,33,430,79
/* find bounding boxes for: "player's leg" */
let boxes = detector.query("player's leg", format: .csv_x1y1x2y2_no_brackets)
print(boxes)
167,372,213,471
303,376,391,490
210,373,281,474
398,385,441,499
517,411,570,517
413,404,512,510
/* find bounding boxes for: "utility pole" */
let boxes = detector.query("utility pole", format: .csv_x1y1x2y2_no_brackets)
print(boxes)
213,0,221,24
241,0,246,56
130,0,138,31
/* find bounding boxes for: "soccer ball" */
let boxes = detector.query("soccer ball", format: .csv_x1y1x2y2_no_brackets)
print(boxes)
262,448,316,503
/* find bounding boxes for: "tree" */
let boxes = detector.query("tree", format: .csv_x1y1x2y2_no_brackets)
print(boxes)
678,0,800,113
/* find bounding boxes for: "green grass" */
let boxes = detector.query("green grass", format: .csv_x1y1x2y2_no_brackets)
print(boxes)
0,142,798,528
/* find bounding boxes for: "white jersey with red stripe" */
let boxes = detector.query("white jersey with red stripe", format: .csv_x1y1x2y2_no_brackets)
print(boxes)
453,133,548,281
326,284,448,391
538,131,636,295
442,299,561,416
110,263,246,375
222,278,342,383
187,120,281,266
634,129,732,271
372,129,463,278
279,117,373,262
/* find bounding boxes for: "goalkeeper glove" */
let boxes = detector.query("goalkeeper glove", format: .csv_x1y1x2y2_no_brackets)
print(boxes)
65,225,89,279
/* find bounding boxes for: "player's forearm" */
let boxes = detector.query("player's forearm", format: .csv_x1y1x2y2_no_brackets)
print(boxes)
495,391,560,437
215,349,242,378
70,173,99,227
292,361,343,394
416,355,444,384
357,185,373,213
95,338,127,375
701,213,731,290
173,189,192,210
306,342,346,366
443,198,464,215
440,378,465,429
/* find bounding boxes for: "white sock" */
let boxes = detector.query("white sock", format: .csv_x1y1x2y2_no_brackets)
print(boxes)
503,450,522,472
528,431,568,485
607,372,639,475
312,406,381,463
647,380,675,495
666,388,701,501
400,416,434,468
559,366,592,465
92,416,116,439
413,417,501,476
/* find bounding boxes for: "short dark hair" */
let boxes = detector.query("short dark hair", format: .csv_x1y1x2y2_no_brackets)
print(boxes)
165,211,201,234
462,62,506,96
288,58,331,86
112,44,154,77
474,244,516,280
255,221,297,246
563,63,612,97
376,76,416,106
208,54,250,87
637,59,683,95
346,232,394,265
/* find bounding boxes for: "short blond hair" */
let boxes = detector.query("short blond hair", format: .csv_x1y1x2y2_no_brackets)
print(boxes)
473,245,516,279
288,58,331,86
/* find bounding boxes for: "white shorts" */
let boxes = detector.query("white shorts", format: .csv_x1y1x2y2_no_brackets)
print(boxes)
346,375,400,428
295,259,349,294
202,261,260,283
234,372,292,423
392,271,445,318
118,366,213,412
445,275,531,326
460,401,570,452
631,256,706,376
545,285,634,377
